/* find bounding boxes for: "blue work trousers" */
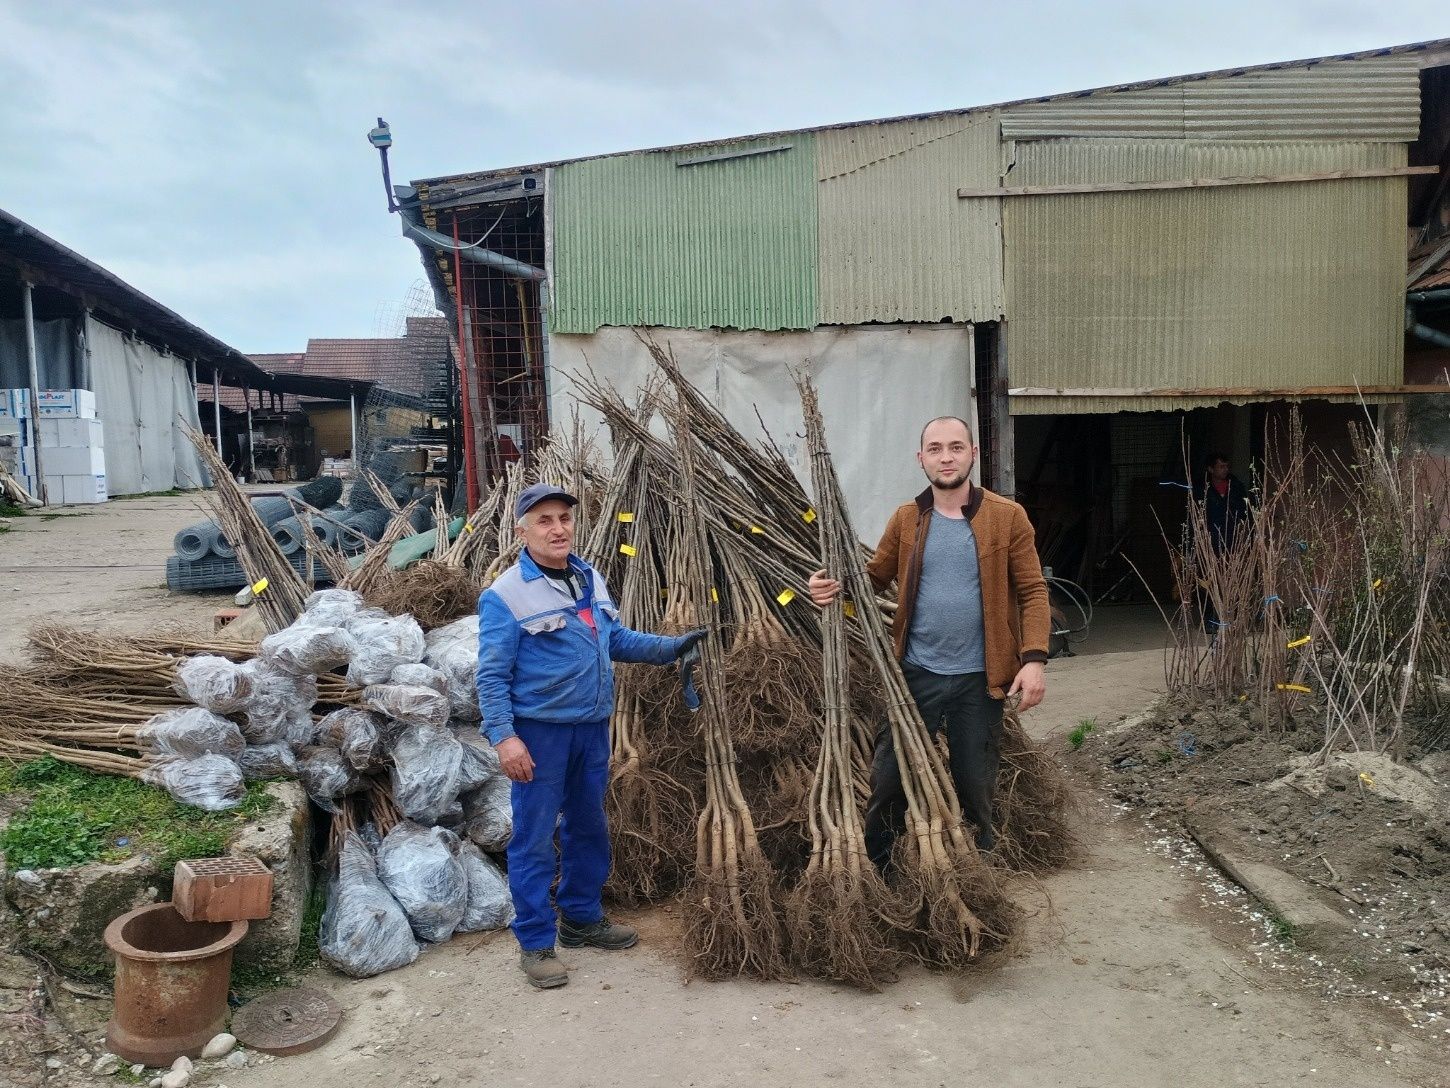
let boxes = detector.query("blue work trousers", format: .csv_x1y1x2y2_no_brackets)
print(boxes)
507,716,611,951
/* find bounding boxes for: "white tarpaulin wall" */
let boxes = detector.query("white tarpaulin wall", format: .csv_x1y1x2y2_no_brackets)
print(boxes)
85,315,209,495
548,324,979,537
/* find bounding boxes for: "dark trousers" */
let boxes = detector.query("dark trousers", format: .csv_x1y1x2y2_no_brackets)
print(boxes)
863,664,1003,869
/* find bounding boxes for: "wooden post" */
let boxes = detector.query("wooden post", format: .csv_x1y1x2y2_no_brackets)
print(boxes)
21,282,47,506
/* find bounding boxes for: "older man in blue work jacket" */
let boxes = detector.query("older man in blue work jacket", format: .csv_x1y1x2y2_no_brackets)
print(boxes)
476,483,705,990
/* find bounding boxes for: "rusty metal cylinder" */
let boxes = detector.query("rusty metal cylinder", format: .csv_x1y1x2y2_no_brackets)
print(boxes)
104,903,248,1066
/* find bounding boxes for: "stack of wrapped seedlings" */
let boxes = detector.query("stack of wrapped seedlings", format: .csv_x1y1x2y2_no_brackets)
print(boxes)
140,587,519,977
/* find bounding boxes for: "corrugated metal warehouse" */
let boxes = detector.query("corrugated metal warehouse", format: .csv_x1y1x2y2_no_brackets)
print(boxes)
400,37,1450,596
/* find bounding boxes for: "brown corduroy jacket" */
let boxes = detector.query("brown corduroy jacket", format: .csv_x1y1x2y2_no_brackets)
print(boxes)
866,485,1051,698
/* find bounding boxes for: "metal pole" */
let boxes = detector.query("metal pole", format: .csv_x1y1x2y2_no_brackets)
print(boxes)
245,387,256,481
212,368,222,460
349,392,358,468
21,282,47,506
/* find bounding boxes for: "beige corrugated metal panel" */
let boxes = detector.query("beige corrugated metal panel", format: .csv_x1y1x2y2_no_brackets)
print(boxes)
1002,140,1407,410
816,113,1004,323
1001,87,1186,140
1001,56,1420,141
1011,394,1406,415
1185,56,1421,140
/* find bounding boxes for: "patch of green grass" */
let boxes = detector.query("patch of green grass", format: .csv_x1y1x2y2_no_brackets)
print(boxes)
1,756,275,873
38,510,93,521
111,1064,149,1085
1154,748,1175,765
0,500,26,518
1266,912,1299,944
1068,719,1097,750
295,878,327,971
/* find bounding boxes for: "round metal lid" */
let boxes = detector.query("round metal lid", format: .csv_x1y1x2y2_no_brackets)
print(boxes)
232,987,342,1056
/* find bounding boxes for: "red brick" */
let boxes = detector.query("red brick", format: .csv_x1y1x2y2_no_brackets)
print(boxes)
173,856,273,922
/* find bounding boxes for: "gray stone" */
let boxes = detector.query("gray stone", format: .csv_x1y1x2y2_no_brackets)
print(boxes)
231,780,313,974
5,854,162,976
45,1057,62,1070
92,1053,121,1075
201,1032,236,1059
224,1051,249,1069
160,1072,190,1088
170,1056,192,1075
131,1064,146,1076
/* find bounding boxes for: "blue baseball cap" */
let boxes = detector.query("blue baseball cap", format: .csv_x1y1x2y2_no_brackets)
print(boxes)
515,482,578,520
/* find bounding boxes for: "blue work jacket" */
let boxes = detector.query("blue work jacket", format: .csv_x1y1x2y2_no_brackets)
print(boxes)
475,550,680,745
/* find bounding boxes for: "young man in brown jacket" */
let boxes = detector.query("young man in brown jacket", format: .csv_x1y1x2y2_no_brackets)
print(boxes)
808,416,1050,864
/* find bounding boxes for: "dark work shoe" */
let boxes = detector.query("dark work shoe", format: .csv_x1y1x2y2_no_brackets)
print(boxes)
520,948,568,989
558,915,638,950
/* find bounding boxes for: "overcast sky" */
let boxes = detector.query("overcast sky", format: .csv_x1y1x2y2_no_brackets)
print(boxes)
1,1,1445,352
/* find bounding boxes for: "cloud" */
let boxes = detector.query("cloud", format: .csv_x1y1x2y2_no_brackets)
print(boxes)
0,0,1444,352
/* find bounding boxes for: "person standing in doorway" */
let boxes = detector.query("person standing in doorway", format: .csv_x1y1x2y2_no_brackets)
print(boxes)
807,417,1050,867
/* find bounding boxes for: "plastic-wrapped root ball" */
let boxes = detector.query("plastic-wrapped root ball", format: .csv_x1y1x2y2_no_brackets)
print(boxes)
456,842,514,933
319,832,419,978
389,724,464,824
460,774,512,852
137,707,246,761
237,658,318,745
375,822,468,944
239,742,299,780
346,612,426,688
171,655,253,714
388,662,449,695
301,588,368,629
423,617,480,722
454,729,501,792
313,708,385,771
260,623,356,676
362,683,449,730
296,746,362,813
142,753,247,811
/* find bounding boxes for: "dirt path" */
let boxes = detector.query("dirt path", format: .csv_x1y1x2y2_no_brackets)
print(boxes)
0,494,231,662
230,649,1441,1088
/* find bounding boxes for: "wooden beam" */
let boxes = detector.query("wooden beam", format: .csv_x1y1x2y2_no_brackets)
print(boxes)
1009,386,1447,397
959,165,1438,200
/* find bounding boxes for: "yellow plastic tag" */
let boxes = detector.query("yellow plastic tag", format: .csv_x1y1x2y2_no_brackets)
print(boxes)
1275,683,1312,694
710,587,719,603
776,588,796,606
617,512,634,523
801,509,816,524
463,523,475,534
1371,578,1383,590
251,578,269,595
749,525,765,534
843,601,856,618
619,543,637,557
1359,772,1375,788
1286,635,1311,649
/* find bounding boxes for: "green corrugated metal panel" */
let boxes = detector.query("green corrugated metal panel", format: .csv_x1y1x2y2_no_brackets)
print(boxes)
1011,394,1407,416
1001,56,1420,141
1002,140,1407,408
816,113,1003,323
549,136,816,333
